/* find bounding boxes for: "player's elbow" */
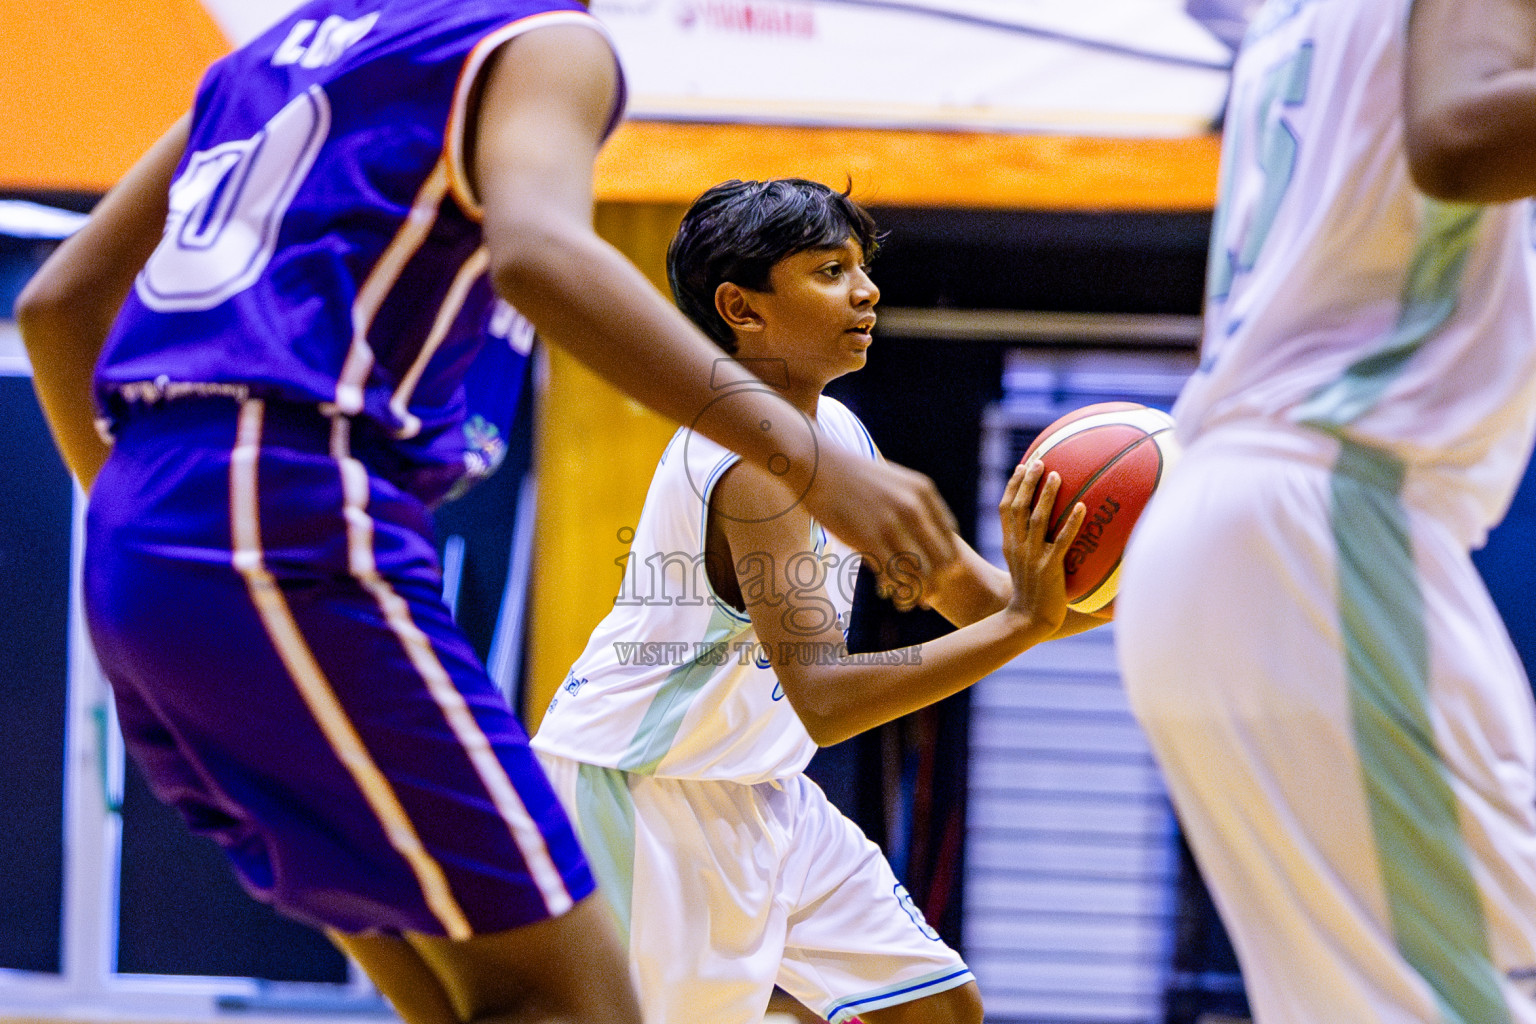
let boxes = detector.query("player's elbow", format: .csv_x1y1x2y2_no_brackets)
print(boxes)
14,270,76,344
1406,135,1481,202
1405,111,1524,204
484,217,562,308
780,677,855,747
481,199,598,315
803,713,855,748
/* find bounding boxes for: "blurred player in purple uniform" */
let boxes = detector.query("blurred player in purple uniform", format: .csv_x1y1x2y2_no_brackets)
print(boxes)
13,2,965,1023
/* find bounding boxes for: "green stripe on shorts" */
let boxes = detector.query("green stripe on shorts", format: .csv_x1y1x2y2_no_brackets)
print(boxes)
574,762,638,946
1333,439,1508,1024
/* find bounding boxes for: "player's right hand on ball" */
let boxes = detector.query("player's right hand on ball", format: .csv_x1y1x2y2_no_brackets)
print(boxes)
1000,461,1084,634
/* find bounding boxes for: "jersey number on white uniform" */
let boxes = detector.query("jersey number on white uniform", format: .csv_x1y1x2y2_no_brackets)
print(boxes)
1208,43,1315,304
137,87,331,313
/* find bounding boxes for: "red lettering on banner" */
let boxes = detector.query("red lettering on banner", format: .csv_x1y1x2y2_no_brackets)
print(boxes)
676,1,816,38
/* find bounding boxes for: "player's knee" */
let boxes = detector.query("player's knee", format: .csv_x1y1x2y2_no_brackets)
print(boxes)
861,981,983,1024
937,981,984,1024
405,896,641,1024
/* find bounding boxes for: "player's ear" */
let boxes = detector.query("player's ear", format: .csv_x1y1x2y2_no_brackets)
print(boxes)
715,282,764,333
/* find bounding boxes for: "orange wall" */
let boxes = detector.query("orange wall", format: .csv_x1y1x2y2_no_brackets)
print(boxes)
0,0,230,193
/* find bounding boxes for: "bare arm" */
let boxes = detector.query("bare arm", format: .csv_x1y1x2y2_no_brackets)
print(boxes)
469,25,960,589
917,514,1109,637
15,116,189,488
921,540,1009,625
717,459,1084,747
1405,0,1536,202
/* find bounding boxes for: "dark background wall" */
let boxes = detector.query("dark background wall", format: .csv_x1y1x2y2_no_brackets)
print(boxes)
0,372,70,975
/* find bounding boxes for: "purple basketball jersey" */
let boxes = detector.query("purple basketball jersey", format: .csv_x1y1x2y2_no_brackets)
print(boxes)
96,0,621,504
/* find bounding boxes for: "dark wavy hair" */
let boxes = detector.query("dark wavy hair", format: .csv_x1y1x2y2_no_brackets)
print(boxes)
666,179,881,353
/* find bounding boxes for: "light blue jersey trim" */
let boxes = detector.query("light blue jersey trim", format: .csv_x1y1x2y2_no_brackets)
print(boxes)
618,604,747,774
822,966,974,1024
573,763,637,944
1297,200,1482,431
1332,439,1511,1024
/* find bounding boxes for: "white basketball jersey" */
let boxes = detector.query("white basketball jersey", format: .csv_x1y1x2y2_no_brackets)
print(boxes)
532,395,878,783
1177,0,1536,544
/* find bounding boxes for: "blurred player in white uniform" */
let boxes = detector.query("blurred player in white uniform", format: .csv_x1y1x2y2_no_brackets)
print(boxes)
1117,1,1536,1020
535,178,1102,1024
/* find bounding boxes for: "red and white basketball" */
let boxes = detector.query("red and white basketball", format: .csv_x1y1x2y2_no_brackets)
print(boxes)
1019,401,1179,613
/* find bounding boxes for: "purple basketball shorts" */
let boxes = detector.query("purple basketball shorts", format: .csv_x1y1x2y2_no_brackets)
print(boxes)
84,397,594,938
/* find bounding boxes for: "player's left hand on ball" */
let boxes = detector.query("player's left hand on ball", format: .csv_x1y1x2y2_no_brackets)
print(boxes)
1000,461,1084,634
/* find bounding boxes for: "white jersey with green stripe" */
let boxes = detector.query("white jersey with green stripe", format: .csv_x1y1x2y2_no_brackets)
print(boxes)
531,395,878,783
1180,0,1536,546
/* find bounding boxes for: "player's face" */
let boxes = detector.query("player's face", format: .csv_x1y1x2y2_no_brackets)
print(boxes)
747,236,879,384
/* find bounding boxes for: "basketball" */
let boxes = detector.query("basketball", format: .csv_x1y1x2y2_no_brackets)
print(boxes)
1019,401,1179,613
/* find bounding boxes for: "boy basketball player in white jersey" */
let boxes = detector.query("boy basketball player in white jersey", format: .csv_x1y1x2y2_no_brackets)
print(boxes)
1117,1,1536,1021
532,178,1105,1024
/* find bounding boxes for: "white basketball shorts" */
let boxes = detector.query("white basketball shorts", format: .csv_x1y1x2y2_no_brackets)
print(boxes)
536,751,973,1024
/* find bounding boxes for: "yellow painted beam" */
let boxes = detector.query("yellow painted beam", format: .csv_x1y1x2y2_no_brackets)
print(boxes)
595,121,1221,211
523,202,689,729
